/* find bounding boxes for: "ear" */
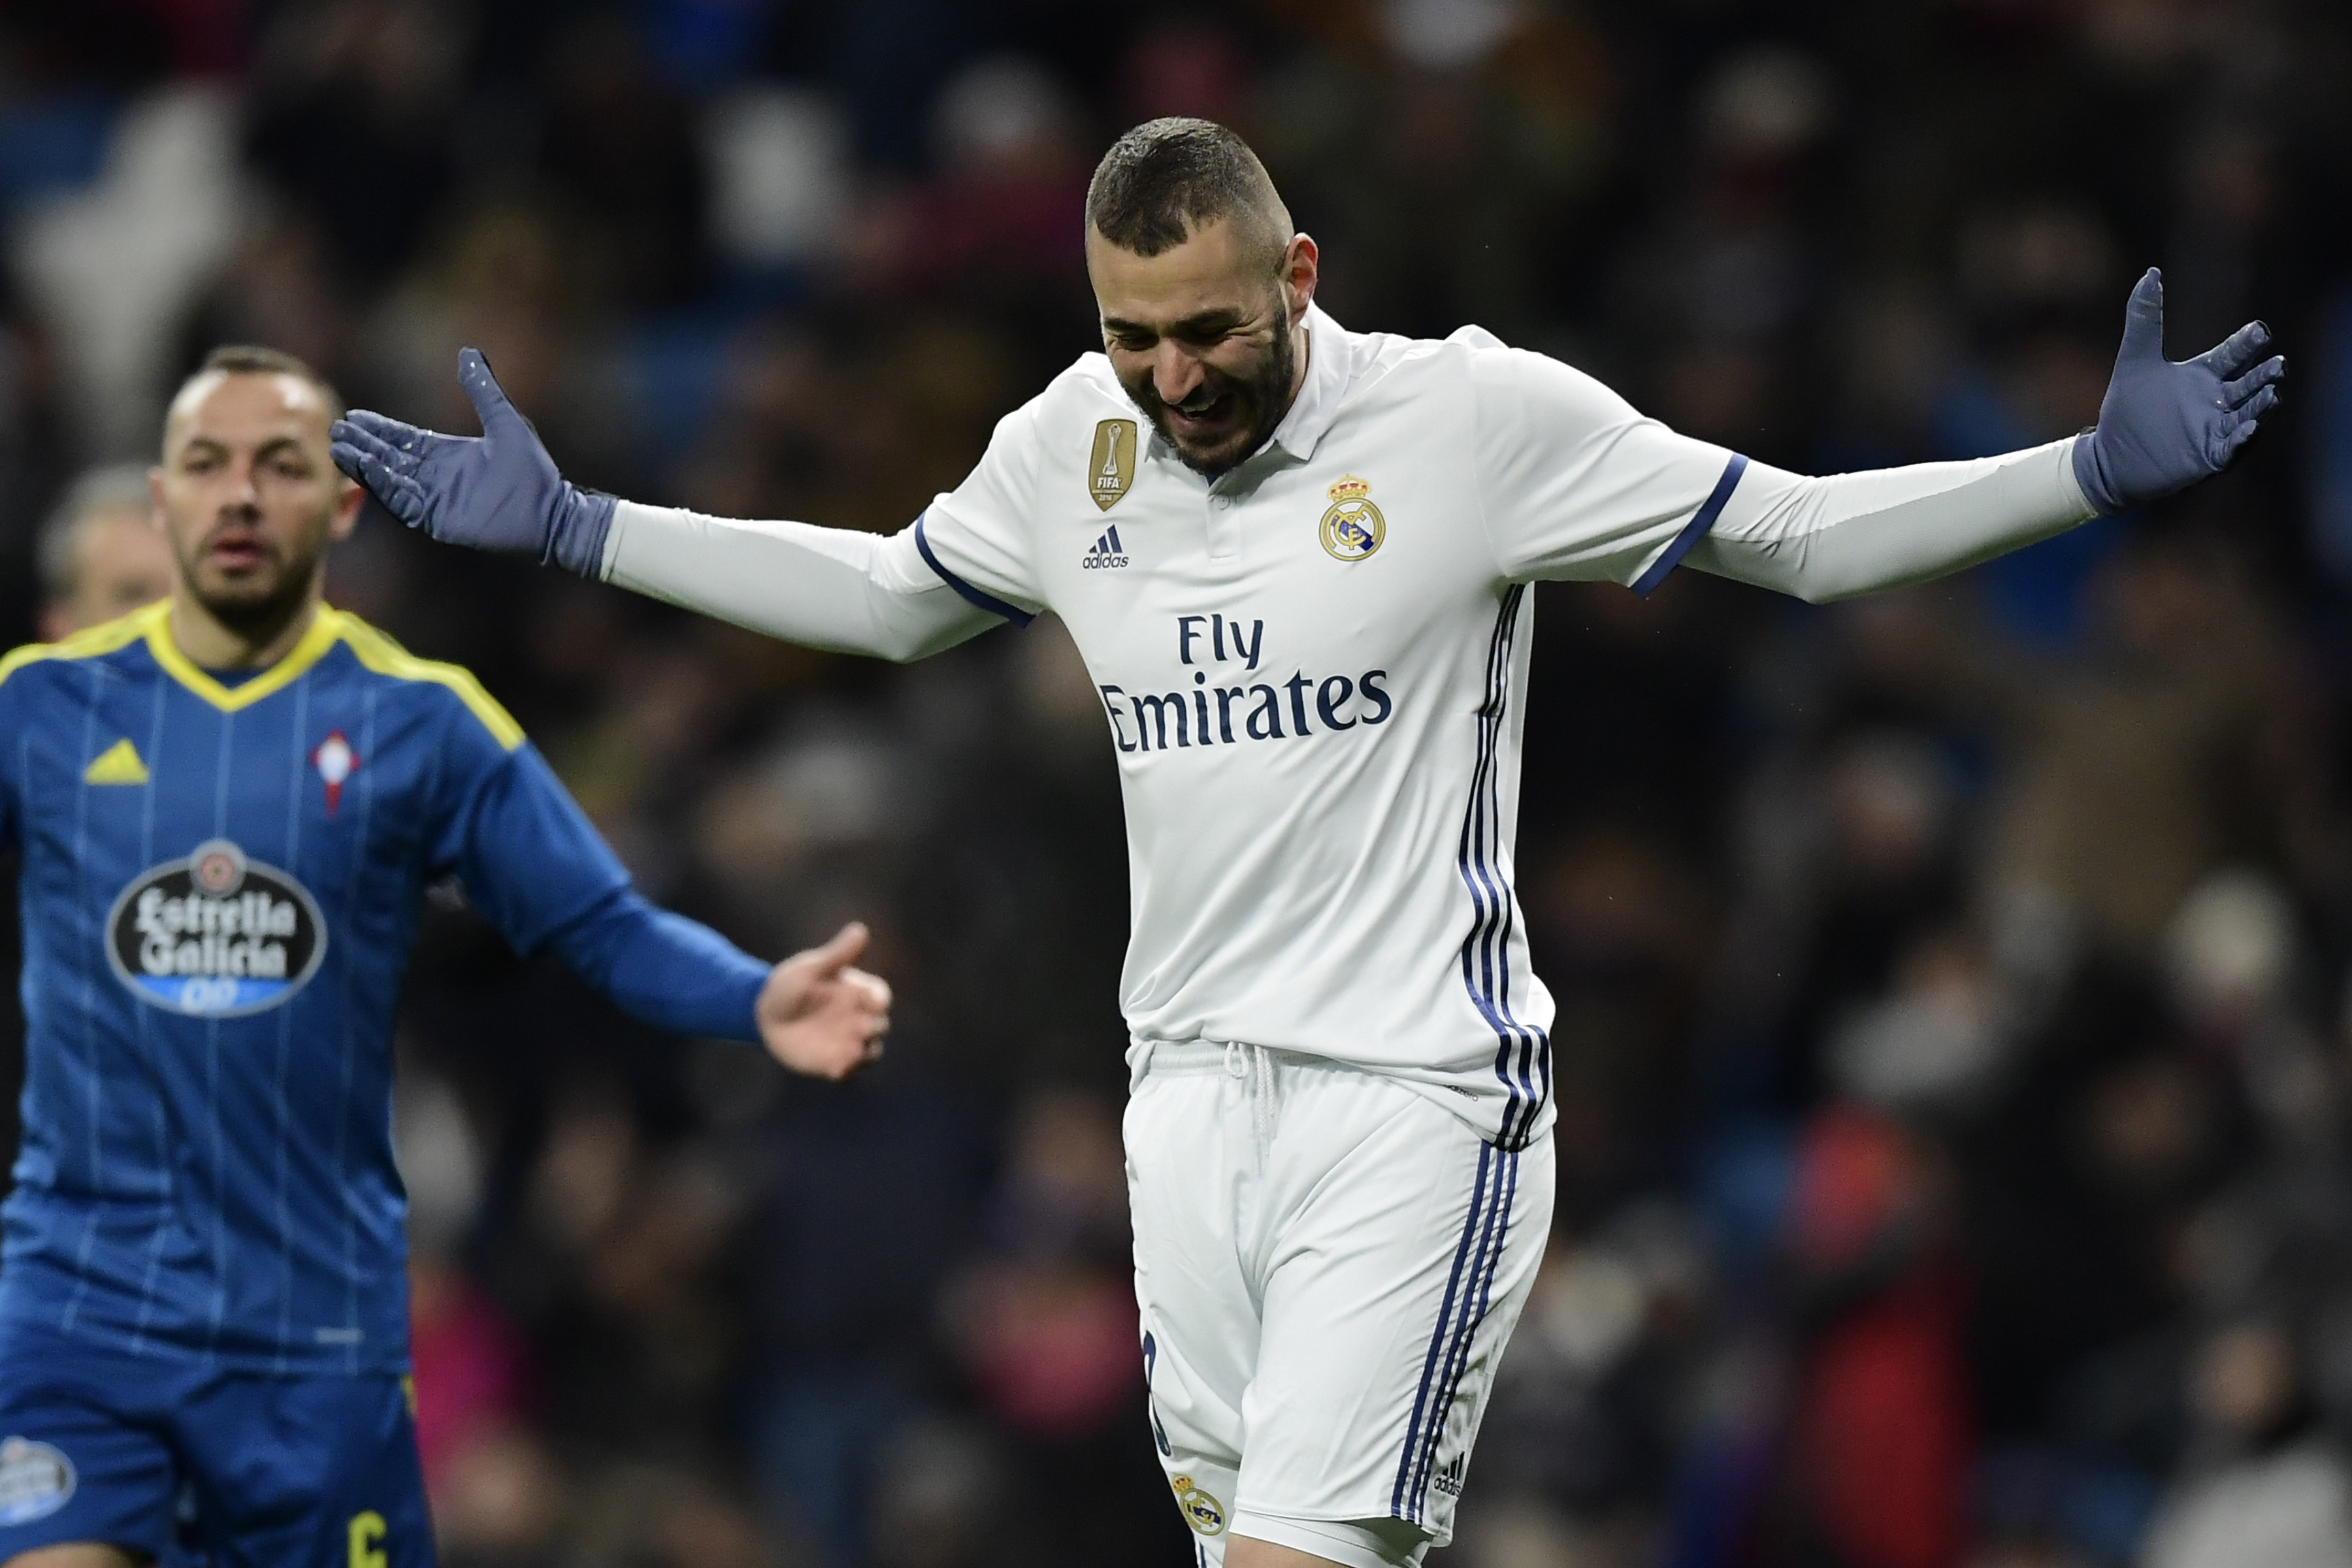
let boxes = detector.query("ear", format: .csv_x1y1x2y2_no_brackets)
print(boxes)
329,472,363,541
1282,233,1319,325
147,466,167,528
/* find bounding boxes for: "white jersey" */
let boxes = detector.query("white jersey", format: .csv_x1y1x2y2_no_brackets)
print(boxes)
912,306,1751,1147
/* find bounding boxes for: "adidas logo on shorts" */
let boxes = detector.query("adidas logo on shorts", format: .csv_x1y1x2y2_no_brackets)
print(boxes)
1433,1452,1465,1498
1082,525,1130,569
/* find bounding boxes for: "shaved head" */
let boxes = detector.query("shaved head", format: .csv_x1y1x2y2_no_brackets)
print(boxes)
163,344,342,459
1085,117,1292,274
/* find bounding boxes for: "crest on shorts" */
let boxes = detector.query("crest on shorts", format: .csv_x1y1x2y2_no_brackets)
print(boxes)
1319,474,1385,561
1089,419,1137,512
1170,1473,1226,1536
0,1436,75,1526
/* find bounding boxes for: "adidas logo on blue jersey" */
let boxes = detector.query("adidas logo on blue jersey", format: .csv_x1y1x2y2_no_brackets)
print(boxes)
1082,525,1130,570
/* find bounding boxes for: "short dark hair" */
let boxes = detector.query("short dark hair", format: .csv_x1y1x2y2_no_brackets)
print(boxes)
1085,117,1290,263
188,344,342,417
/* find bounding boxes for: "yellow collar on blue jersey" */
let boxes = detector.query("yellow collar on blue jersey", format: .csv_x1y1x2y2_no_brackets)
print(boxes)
0,600,525,750
140,600,347,713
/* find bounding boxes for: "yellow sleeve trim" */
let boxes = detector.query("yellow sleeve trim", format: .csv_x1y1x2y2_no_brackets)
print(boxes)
0,600,167,689
333,612,527,751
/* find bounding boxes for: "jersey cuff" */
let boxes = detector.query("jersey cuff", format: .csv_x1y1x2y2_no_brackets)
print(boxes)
913,514,1035,627
1632,453,1748,597
600,500,636,580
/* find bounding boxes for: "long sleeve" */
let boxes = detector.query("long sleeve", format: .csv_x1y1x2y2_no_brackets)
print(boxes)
1682,438,2098,603
435,719,766,1040
1463,335,2100,601
536,887,767,1041
599,502,1000,661
0,668,22,855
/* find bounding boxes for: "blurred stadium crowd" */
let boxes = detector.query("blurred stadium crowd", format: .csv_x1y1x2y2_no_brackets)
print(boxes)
3,1,2352,1565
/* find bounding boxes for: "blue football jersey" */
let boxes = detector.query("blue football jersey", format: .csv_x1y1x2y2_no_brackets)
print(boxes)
0,601,636,1373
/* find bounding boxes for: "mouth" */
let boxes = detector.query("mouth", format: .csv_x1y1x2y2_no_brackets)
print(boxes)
204,530,273,574
1164,392,1239,443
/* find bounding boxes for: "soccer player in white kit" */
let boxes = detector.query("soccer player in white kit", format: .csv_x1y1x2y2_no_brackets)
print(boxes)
331,118,2283,1568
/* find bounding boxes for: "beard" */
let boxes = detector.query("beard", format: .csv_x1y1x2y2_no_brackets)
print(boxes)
175,519,323,645
1117,314,1298,480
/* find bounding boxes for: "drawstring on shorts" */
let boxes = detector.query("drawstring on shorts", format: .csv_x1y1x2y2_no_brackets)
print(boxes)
1224,1040,1280,1155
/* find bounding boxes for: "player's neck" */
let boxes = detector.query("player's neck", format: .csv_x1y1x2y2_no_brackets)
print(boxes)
1284,317,1310,417
167,586,323,672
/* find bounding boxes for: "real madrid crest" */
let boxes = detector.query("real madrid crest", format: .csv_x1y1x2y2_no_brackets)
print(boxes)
1089,419,1137,512
1319,474,1384,562
1169,1474,1227,1536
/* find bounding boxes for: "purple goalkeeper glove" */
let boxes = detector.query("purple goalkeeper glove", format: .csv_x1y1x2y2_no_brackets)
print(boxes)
2071,268,2285,516
329,348,615,576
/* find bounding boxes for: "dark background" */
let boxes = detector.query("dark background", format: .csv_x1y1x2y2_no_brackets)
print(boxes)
3,1,2352,1565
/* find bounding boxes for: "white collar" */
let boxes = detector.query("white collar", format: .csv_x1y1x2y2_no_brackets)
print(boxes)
1264,302,1351,464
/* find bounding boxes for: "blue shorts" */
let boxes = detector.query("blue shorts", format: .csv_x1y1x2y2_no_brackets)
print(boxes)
0,1320,433,1567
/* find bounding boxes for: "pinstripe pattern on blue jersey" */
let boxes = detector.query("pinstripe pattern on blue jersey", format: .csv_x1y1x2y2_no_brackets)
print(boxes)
0,608,629,1375
57,664,110,1335
201,702,236,1362
125,671,173,1354
333,678,382,1373
1457,585,1550,1149
1401,1145,1520,1524
269,672,310,1370
1391,1141,1494,1519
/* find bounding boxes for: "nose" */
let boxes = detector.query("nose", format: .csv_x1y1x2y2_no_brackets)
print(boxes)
221,460,261,513
1152,342,1203,408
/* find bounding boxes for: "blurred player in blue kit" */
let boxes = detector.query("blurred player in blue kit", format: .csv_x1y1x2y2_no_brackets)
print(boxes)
0,346,895,1568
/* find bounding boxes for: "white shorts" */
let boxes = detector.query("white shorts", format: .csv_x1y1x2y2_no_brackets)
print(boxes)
1126,1040,1555,1567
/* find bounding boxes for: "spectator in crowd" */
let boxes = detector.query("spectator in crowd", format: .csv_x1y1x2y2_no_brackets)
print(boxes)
35,463,176,637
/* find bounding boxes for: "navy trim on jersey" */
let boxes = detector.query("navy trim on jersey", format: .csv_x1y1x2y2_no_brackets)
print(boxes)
1632,452,1750,597
1393,1141,1494,1521
914,514,1036,627
1456,586,1550,1149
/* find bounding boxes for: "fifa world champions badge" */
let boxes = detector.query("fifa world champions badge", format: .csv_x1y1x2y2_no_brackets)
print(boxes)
1320,473,1384,561
1090,418,1137,511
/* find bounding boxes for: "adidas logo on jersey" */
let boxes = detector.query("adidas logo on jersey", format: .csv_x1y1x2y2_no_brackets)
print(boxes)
84,738,148,785
1083,526,1130,569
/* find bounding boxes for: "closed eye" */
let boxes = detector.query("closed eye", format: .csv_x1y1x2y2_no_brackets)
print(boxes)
1103,311,1252,352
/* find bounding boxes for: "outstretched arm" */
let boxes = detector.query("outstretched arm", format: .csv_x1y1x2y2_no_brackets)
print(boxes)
328,351,994,661
1683,440,2091,602
1687,269,2283,602
454,735,889,1080
597,502,996,661
547,894,891,1079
